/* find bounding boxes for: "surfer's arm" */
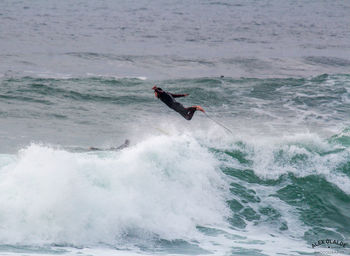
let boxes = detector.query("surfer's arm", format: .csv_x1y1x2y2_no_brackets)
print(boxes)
170,93,189,98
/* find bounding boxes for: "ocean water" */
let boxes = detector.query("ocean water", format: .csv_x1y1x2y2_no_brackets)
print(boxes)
1,1,350,256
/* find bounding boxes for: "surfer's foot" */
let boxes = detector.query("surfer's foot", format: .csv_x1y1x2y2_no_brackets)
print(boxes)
194,105,205,112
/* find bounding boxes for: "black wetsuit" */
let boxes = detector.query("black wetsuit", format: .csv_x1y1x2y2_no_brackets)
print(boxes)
157,91,197,120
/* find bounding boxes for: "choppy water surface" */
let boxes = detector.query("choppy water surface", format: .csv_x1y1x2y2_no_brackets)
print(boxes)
1,0,350,79
0,1,350,256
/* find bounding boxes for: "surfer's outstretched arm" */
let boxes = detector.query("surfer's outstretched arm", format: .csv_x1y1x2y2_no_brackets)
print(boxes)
170,93,189,98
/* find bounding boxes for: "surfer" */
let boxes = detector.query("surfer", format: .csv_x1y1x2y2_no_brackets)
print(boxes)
152,86,205,120
89,139,130,151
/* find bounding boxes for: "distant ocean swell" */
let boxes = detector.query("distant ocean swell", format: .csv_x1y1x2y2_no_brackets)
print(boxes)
0,74,349,134
1,74,349,108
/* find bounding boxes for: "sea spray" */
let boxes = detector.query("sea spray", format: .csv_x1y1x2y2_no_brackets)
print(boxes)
0,136,230,246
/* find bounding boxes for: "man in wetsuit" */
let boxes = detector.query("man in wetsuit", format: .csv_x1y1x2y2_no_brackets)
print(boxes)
152,86,205,120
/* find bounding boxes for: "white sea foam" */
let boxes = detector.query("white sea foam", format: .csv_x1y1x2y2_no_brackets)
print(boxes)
86,73,147,80
0,135,229,246
243,132,350,194
0,125,348,255
23,70,74,79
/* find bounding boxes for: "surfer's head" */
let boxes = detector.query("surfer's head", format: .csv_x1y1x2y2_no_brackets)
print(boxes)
152,86,163,98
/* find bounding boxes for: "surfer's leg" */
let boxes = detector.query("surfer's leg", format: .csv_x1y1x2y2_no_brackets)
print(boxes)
195,105,205,112
184,107,197,120
184,106,205,120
